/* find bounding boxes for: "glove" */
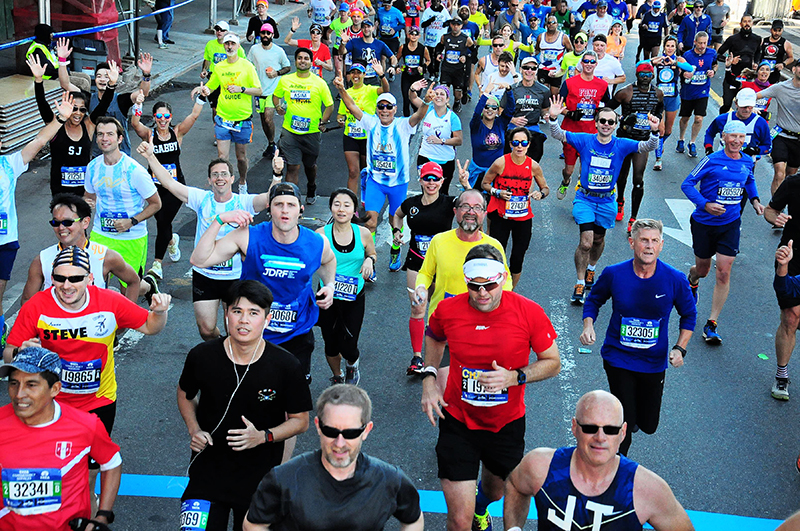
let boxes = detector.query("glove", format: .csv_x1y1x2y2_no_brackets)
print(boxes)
565,110,583,121
705,145,714,156
742,144,760,157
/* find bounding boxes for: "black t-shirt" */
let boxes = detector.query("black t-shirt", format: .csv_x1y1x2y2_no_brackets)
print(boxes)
247,15,280,41
248,450,422,530
440,33,470,71
400,193,456,257
179,337,312,504
770,174,800,256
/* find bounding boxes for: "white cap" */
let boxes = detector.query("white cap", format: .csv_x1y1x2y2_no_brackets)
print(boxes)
222,33,240,44
735,87,757,107
215,20,230,31
377,93,397,105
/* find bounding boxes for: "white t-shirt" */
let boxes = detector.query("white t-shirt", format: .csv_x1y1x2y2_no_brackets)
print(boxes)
0,152,27,246
592,53,624,94
584,13,613,37
418,104,462,163
484,70,517,100
84,153,157,240
309,0,337,26
421,8,450,47
247,44,291,97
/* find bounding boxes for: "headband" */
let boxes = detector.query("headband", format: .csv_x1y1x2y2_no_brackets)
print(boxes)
463,258,505,280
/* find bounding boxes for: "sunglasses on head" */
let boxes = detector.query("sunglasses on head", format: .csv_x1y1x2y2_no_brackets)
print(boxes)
511,139,530,147
155,112,171,119
582,58,597,64
597,117,617,125
52,273,89,284
73,106,88,113
49,218,81,227
421,175,443,182
466,277,502,292
484,104,499,110
577,422,623,435
319,422,367,439
376,103,395,110
521,65,537,70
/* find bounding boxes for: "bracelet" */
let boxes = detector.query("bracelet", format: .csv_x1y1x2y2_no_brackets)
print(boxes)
215,214,224,225
196,96,207,105
672,345,687,358
56,115,67,124
421,366,438,379
367,255,376,264
392,227,402,235
272,172,282,178
58,56,67,63
107,83,118,89
142,74,151,82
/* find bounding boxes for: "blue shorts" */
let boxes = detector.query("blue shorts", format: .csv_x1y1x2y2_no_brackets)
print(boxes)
468,160,490,189
214,115,253,144
663,95,680,113
0,241,20,281
690,216,740,259
572,193,616,230
364,178,408,215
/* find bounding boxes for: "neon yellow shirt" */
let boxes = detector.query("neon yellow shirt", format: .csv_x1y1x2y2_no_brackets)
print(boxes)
204,39,246,73
273,72,335,134
205,58,262,121
330,17,353,45
415,229,512,317
339,84,379,139
469,12,489,30
561,51,583,77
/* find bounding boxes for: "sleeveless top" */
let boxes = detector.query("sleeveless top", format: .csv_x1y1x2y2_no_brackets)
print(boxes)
40,241,108,289
324,224,365,300
481,54,500,86
487,153,535,221
50,121,91,191
535,446,642,531
241,222,324,344
655,55,679,98
760,37,787,69
400,43,425,77
718,111,758,148
150,127,186,185
539,31,566,72
620,85,660,141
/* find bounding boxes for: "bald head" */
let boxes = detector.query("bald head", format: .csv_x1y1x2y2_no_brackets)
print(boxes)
575,390,624,425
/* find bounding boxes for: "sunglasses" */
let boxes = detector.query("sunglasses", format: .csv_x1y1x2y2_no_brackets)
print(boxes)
577,422,623,435
484,105,499,110
575,38,586,43
155,112,171,119
521,65,538,70
310,29,322,35
597,117,617,125
511,139,530,147
467,278,502,292
73,106,88,113
376,103,395,110
319,422,367,439
260,31,273,36
49,218,82,227
421,175,443,182
210,171,231,178
214,26,225,31
582,59,597,64
409,30,420,35
52,273,89,284
547,20,558,24
492,43,506,47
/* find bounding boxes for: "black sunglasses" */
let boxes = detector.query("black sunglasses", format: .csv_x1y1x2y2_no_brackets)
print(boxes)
492,43,505,47
577,422,623,435
310,29,322,35
467,279,502,292
484,104,499,110
52,273,89,284
597,117,617,125
49,218,82,227
376,103,395,110
319,422,367,439
521,65,537,70
73,106,88,113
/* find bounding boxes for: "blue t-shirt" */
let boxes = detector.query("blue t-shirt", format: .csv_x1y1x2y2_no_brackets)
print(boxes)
345,39,395,78
681,150,759,225
578,0,598,18
680,48,717,100
377,7,406,36
583,259,697,373
607,0,628,20
676,13,712,50
462,21,481,41
703,111,772,155
640,10,667,36
240,223,324,344
517,25,545,61
470,95,508,167
523,3,551,23
565,131,642,199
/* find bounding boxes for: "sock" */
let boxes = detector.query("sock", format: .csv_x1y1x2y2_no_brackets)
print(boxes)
656,134,668,158
587,264,596,272
346,358,359,369
409,318,424,354
391,243,401,252
706,319,716,327
777,364,789,380
577,279,585,286
372,232,376,243
157,29,163,45
475,481,492,515
0,314,6,344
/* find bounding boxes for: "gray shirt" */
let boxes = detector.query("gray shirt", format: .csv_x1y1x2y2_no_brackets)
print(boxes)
704,2,730,29
759,79,800,136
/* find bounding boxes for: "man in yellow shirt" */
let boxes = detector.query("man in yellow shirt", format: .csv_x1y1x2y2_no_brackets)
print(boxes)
273,47,335,205
201,21,247,121
195,33,261,195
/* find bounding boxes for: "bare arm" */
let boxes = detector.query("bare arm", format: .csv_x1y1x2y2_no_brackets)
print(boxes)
333,76,364,121
104,250,141,302
177,385,214,453
399,513,424,531
55,38,80,92
243,517,271,530
190,211,252,268
315,238,337,309
137,139,191,202
95,464,121,528
504,449,555,528
21,92,73,164
130,94,151,141
634,467,695,531
135,293,172,335
481,157,506,195
21,255,45,306
420,335,448,425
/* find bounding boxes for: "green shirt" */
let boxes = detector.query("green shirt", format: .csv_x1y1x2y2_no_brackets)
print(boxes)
205,58,261,121
330,18,353,48
338,84,379,139
204,39,246,73
273,73,334,134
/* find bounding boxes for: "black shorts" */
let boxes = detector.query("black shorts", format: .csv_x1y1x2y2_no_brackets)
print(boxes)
641,35,661,50
690,216,740,259
402,248,425,271
89,402,117,469
440,66,467,89
776,256,800,309
710,29,723,44
537,69,562,88
679,97,709,117
342,135,367,156
193,270,237,302
436,410,525,482
278,329,315,377
771,135,800,168
604,360,665,434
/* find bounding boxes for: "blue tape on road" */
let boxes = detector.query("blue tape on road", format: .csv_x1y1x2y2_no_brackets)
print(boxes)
107,472,784,530
0,0,195,53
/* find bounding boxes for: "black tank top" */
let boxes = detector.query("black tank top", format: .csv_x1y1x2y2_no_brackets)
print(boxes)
620,85,660,141
151,127,185,185
761,37,788,83
400,43,424,78
50,121,91,192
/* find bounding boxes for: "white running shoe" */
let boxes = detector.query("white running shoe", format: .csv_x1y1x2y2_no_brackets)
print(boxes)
168,233,181,262
147,261,163,280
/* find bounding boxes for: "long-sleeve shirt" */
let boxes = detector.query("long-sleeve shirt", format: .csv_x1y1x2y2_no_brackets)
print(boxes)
702,111,771,155
681,150,759,225
717,31,762,79
470,95,508,168
676,14,711,50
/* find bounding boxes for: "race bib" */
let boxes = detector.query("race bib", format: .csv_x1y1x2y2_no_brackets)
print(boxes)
154,163,178,183
0,213,7,235
180,499,210,531
313,7,328,23
333,273,359,301
219,117,242,132
291,115,311,133
414,234,432,256
213,52,227,64
461,367,508,407
690,70,707,85
647,21,660,32
505,195,529,218
99,211,127,233
633,112,650,131
209,258,233,272
290,89,311,101
577,101,596,120
266,301,299,334
311,65,323,77
658,82,676,97
542,49,558,63
2,468,62,515
755,97,769,112
445,50,460,64
405,55,420,68
372,153,397,173
717,180,744,205
346,121,364,138
60,359,102,394
619,317,659,349
60,166,86,187
587,156,613,190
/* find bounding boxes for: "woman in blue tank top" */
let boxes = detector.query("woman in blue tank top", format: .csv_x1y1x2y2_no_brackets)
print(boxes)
316,188,377,386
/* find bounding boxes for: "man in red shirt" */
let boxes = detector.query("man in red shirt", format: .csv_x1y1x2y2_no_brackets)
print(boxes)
0,347,121,531
420,244,561,531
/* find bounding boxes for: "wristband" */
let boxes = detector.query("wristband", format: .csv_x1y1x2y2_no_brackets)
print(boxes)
56,115,67,124
132,103,142,117
215,214,224,225
95,510,115,524
58,56,67,63
392,227,402,235
266,430,274,443
107,83,118,90
672,345,686,358
195,96,207,105
142,74,151,82
367,255,376,264
421,366,438,379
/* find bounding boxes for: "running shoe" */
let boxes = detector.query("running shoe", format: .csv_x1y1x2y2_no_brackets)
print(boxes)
453,101,463,113
345,365,361,386
702,320,722,345
556,177,571,200
330,374,344,385
688,143,698,158
168,233,181,262
472,509,492,531
796,451,800,474
462,91,470,105
386,70,395,82
615,202,624,222
772,377,790,401
238,182,248,195
559,152,565,159
407,355,424,375
584,269,595,290
687,273,698,304
147,260,163,280
389,248,402,271
158,43,168,49
367,269,377,283
306,194,318,205
263,142,276,159
675,140,685,153
142,273,160,306
653,157,662,171
571,283,585,305
1,322,7,350
627,217,635,235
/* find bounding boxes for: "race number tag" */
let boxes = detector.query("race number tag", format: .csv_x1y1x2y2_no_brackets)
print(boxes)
445,50,460,64
209,258,234,272
717,181,744,204
291,115,311,133
619,317,659,349
99,211,127,233
60,359,102,394
153,163,178,183
587,156,613,190
405,55,420,68
414,234,432,256
60,166,86,187
542,49,558,63
333,274,359,301
2,468,62,515
266,301,299,334
347,122,364,138
213,52,227,64
180,499,210,531
577,102,596,121
313,7,328,24
690,70,707,85
0,213,7,235
633,112,650,131
461,367,508,406
372,153,397,173
219,118,242,132
290,89,311,101
505,195,529,218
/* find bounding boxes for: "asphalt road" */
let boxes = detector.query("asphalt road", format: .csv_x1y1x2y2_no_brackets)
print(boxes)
0,23,797,531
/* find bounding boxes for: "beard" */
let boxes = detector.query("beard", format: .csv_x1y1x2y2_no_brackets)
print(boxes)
261,36,273,45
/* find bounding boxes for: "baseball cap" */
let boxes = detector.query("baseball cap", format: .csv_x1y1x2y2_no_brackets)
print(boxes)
574,31,588,42
463,257,505,281
652,0,661,7
260,22,274,33
419,161,444,180
722,120,746,134
693,0,704,7
350,7,365,15
362,18,374,25
773,19,784,29
735,87,757,107
215,20,230,31
339,3,349,10
449,16,463,23
636,62,654,74
377,93,397,105
521,56,539,66
310,23,324,32
269,182,302,204
222,33,240,44
0,347,62,379
597,0,607,6
611,18,623,26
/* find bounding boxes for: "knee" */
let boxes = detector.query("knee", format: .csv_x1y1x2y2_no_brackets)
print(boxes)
447,511,474,531
780,311,800,333
633,179,643,191
578,239,593,253
715,267,731,285
197,322,219,341
694,116,703,125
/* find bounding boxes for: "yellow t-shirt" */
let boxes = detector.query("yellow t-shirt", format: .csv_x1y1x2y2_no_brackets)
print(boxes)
416,229,513,317
204,39,246,73
469,12,489,30
206,57,262,122
338,84,379,139
273,72,335,135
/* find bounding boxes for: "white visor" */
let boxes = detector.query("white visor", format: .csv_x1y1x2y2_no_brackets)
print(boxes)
463,258,505,281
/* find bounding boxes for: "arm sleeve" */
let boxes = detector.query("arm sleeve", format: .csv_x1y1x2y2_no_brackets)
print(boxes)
392,469,423,524
703,115,721,148
744,164,759,201
675,272,697,331
770,178,790,211
582,268,612,321
246,469,285,525
754,119,772,154
471,94,488,132
90,85,116,123
501,89,515,119
34,81,54,123
117,93,134,116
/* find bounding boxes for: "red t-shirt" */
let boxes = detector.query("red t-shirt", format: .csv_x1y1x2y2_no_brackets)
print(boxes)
0,402,121,530
297,40,332,77
487,154,535,221
562,75,608,132
427,291,557,432
7,286,149,412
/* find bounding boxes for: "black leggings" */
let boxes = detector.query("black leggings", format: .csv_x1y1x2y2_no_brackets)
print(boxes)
402,72,424,117
154,182,183,260
719,74,741,114
317,290,365,364
487,211,532,275
417,156,456,195
616,150,648,220
604,360,666,456
426,45,440,78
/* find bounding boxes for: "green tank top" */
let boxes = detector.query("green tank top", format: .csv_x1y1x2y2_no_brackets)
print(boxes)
325,223,366,301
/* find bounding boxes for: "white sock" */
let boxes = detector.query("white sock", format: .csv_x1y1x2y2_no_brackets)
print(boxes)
577,279,585,286
157,29,163,45
587,264,596,272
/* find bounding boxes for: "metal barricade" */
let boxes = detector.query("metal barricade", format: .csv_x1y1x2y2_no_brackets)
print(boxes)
749,0,792,23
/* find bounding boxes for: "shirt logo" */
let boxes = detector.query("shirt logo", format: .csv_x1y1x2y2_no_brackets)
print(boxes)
260,254,306,279
475,325,490,330
655,294,666,298
258,389,277,401
55,441,72,459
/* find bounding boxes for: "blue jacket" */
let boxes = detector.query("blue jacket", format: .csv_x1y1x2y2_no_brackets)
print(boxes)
677,13,711,50
703,111,772,156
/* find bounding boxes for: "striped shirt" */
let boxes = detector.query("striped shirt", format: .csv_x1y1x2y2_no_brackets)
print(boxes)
358,113,417,187
0,152,28,246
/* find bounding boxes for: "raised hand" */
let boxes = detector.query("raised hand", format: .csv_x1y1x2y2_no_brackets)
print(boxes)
456,159,470,188
107,60,120,85
291,16,301,31
138,52,153,74
55,92,75,121
56,37,72,59
272,147,284,175
548,94,565,118
26,55,46,81
371,58,384,77
136,133,155,158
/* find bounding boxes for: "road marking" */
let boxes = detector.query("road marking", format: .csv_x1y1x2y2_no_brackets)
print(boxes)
710,88,723,106
663,198,696,248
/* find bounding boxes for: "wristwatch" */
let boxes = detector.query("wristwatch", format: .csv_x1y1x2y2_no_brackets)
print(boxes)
516,369,527,386
129,217,139,226
266,430,274,443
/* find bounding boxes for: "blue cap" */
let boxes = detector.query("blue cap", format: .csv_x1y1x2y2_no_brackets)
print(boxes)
0,347,61,379
653,0,662,7
722,120,747,135
362,18,374,25
349,62,367,73
339,2,349,9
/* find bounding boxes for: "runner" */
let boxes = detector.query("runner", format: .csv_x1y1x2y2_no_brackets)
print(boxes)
481,51,517,100
536,15,572,96
676,31,717,158
501,56,551,162
307,0,337,44
740,61,774,120
668,0,690,36
580,219,695,455
704,0,729,50
681,120,764,344
474,35,508,96
716,14,760,114
770,236,800,401
330,5,353,74
285,18,334,77
703,88,771,169
420,245,560,531
638,0,668,59
553,0,577,36
651,35,692,170
676,0,710,52
421,0,451,78
757,19,793,85
376,0,406,56
583,0,612,38
469,93,508,188
548,95,659,304
412,83,464,193
340,19,397,86
606,19,627,60
554,31,588,78
198,22,246,124
316,188,376,385
398,27,431,116
586,35,625,94
245,0,280,43
436,17,473,113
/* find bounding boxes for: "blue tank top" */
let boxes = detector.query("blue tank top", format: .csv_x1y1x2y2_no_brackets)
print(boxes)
241,222,324,344
535,447,641,531
324,224,365,300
